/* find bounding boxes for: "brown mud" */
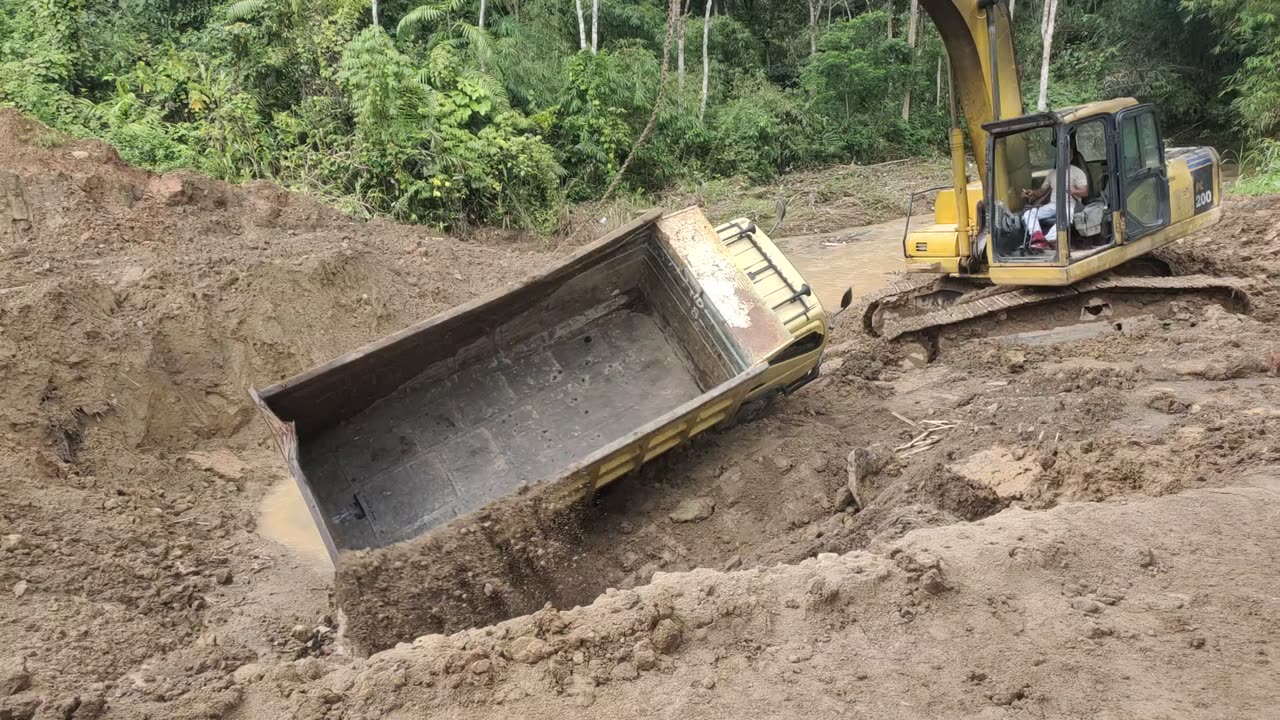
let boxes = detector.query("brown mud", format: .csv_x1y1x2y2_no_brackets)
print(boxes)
1,109,1278,718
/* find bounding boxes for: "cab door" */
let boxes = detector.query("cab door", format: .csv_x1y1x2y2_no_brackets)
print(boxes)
1114,105,1170,240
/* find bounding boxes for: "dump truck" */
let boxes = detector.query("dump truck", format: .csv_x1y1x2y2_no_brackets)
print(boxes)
253,207,850,565
251,207,850,649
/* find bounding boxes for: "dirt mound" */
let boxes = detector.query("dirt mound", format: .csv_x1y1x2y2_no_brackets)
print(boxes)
157,483,1280,719
2,107,1279,719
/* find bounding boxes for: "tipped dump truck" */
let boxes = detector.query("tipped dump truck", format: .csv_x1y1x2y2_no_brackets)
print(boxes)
252,207,850,647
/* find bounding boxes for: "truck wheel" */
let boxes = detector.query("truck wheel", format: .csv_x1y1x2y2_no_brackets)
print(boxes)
737,396,774,424
716,394,776,433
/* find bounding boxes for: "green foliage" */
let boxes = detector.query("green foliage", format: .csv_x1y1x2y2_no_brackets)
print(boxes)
1235,139,1280,195
1182,0,1280,138
706,76,811,182
550,47,671,199
1,0,1276,235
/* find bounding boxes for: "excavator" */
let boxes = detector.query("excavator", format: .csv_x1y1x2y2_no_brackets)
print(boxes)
863,0,1249,340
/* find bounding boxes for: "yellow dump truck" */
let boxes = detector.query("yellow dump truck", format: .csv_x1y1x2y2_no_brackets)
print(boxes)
252,207,850,563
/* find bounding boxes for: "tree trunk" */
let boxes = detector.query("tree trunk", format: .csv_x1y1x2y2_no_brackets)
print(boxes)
935,56,942,108
591,0,599,54
885,0,893,38
700,0,712,118
478,0,486,30
901,0,918,121
1009,0,1016,20
1037,0,1059,111
678,0,689,89
576,0,586,50
807,0,822,55
371,0,378,25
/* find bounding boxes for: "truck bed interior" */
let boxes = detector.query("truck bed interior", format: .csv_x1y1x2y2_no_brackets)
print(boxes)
288,233,745,551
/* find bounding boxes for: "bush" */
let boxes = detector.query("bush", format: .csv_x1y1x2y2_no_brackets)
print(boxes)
1235,139,1280,196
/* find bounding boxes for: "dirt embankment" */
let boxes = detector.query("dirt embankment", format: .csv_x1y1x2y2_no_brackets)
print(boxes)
0,109,557,719
1,107,1278,719
237,482,1280,720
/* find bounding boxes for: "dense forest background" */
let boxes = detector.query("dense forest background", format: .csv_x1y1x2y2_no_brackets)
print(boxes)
1,0,1277,230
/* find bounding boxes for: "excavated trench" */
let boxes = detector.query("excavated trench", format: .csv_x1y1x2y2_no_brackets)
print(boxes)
267,215,1265,654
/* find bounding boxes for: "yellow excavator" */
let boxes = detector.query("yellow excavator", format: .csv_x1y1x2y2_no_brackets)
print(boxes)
863,0,1248,340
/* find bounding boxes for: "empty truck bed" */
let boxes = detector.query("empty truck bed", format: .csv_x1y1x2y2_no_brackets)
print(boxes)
254,207,797,563
303,303,703,550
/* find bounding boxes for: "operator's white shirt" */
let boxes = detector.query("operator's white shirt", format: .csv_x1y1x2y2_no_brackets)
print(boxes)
1042,165,1089,214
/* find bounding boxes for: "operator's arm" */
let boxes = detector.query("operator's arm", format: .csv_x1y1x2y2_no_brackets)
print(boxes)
1022,177,1051,203
1068,167,1089,200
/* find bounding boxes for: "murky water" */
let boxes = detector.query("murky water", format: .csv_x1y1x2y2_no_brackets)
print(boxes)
254,216,914,565
772,216,915,307
259,477,333,573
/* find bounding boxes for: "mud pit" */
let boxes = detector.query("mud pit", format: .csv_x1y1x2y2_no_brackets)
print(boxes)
1,109,1278,719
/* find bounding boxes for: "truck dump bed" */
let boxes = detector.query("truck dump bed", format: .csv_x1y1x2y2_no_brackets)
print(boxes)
254,208,795,562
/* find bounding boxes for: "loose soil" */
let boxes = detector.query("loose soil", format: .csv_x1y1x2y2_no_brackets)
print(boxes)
1,109,1277,719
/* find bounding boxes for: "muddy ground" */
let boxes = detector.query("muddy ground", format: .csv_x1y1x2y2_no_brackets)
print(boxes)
1,108,1278,719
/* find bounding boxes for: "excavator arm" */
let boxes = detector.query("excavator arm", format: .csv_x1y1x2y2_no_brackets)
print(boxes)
920,0,1022,181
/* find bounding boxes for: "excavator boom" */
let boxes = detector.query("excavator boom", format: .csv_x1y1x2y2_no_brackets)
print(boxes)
921,0,1022,180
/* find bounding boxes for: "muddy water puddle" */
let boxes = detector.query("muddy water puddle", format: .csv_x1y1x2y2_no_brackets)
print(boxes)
259,477,333,573
773,216,916,306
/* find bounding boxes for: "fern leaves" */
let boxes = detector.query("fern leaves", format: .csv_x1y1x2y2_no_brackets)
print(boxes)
225,0,267,22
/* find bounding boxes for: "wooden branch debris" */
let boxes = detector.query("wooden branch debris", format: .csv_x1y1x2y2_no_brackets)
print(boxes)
891,414,959,456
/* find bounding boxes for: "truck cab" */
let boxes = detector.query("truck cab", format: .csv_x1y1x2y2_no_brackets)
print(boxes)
716,218,852,409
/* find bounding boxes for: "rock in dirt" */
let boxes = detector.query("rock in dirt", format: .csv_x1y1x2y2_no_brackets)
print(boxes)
231,664,265,684
1167,355,1265,381
902,342,930,369
610,662,639,681
651,619,682,654
507,636,552,664
1070,598,1104,615
668,497,715,524
1145,389,1190,415
0,658,30,696
632,639,657,670
833,486,855,511
920,569,949,595
0,534,24,552
847,445,891,507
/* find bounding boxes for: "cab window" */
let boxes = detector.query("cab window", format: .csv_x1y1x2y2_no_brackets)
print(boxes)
770,332,822,364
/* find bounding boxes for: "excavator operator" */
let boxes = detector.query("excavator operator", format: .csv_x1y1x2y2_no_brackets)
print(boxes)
1020,136,1089,252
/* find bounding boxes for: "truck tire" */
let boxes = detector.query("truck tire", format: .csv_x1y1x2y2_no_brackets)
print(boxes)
717,393,777,432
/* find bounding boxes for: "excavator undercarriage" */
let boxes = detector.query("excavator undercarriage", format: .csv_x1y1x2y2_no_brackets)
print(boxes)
861,263,1251,342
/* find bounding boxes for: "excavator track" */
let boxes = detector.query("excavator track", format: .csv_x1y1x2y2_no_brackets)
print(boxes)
864,274,1251,341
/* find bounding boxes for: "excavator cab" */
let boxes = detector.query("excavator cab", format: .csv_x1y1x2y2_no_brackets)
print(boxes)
984,101,1176,271
865,0,1239,341
905,98,1222,288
